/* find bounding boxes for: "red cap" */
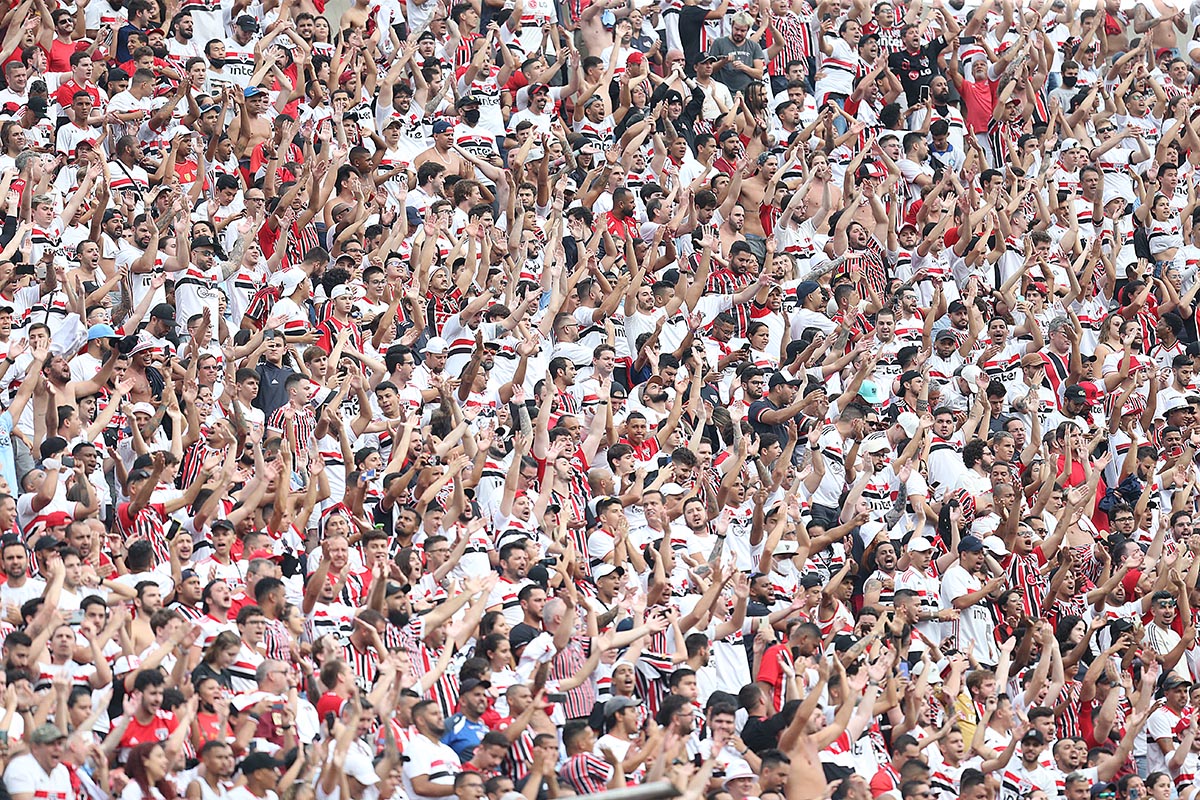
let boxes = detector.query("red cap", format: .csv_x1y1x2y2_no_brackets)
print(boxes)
245,549,283,563
627,51,644,65
43,511,73,528
1078,380,1103,405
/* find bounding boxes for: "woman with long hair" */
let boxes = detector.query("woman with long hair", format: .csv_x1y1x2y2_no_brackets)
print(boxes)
477,633,519,715
191,631,241,693
122,743,177,800
190,674,231,749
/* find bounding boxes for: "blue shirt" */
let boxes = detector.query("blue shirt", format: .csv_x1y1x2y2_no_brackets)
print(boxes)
440,713,488,761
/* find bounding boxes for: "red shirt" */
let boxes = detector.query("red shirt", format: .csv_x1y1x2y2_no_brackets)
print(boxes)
120,710,179,759
316,691,348,719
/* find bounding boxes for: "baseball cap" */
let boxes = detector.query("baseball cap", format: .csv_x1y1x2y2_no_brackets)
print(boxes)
243,85,267,98
191,235,217,251
330,284,360,300
863,435,890,454
245,549,283,563
240,753,284,775
87,323,118,341
896,411,920,438
795,280,822,303
768,372,802,390
235,14,259,30
150,303,176,323
432,119,453,134
459,677,492,694
1064,381,1102,405
958,365,982,392
1060,138,1081,151
455,95,480,108
1021,729,1046,744
958,535,985,552
29,724,67,744
280,269,307,295
982,536,1011,557
130,402,156,416
509,623,540,650
908,537,934,552
593,564,625,580
603,696,639,717
423,336,449,355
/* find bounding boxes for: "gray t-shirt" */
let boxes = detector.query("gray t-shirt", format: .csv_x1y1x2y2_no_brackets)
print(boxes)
708,36,766,94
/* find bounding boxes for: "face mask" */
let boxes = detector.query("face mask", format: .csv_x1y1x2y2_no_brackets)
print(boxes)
462,108,480,126
1062,75,1077,87
208,56,226,68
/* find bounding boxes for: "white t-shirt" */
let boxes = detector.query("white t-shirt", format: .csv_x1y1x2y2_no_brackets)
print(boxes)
3,752,74,800
402,734,462,800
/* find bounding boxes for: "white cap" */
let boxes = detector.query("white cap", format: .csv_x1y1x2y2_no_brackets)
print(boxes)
897,411,920,438
911,660,944,683
982,535,1010,556
908,536,934,552
959,365,982,393
723,761,756,785
343,750,381,786
859,520,886,542
330,284,359,300
527,146,545,160
863,434,891,453
423,336,449,354
775,540,799,555
661,482,687,496
279,269,307,296
1060,137,1081,151
130,402,155,416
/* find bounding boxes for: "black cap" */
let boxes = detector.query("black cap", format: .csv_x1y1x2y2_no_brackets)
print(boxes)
239,752,284,774
958,535,985,553
800,573,823,589
699,53,720,64
665,90,683,104
150,303,176,322
768,372,802,390
39,436,68,460
510,622,540,650
1021,729,1046,744
235,14,259,30
191,235,217,250
455,95,480,108
459,677,492,694
33,535,59,552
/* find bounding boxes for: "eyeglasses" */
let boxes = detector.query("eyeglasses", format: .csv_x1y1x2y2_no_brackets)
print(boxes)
1097,127,1115,134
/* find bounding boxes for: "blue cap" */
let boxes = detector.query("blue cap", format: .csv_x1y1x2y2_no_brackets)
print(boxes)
432,119,453,134
243,86,266,98
859,380,884,404
87,323,117,341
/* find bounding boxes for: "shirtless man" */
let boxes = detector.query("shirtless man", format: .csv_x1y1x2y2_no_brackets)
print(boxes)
737,151,776,259
413,119,466,175
230,86,274,156
803,151,842,212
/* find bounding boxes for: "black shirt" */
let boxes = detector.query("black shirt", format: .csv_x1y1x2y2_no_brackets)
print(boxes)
887,38,948,106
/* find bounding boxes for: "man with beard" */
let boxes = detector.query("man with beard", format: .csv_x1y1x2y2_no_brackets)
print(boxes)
486,541,532,626
707,13,765,95
887,19,956,106
188,740,236,800
165,11,201,69
1143,589,1194,679
404,700,464,800
605,188,639,239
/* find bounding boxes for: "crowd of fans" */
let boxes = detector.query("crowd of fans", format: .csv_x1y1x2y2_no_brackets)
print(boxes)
6,0,1200,800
